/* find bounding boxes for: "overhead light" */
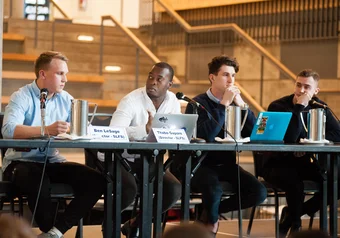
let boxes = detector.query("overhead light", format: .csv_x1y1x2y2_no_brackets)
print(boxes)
105,66,122,72
77,35,94,41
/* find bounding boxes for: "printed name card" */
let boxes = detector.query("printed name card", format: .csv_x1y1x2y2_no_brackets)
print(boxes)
148,128,189,144
89,126,129,142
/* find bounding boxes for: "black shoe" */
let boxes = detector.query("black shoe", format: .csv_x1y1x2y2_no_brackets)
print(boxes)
121,220,139,238
279,206,292,238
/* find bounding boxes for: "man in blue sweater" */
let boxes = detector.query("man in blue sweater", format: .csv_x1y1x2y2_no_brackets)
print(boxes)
185,55,267,236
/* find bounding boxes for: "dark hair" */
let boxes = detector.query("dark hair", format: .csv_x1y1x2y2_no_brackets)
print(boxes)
154,62,174,82
296,69,320,82
34,51,68,78
208,55,239,75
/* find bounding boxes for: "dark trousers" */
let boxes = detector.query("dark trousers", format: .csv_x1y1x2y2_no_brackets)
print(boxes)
262,156,340,226
191,163,267,224
85,149,181,214
85,148,138,211
4,161,105,234
129,160,182,213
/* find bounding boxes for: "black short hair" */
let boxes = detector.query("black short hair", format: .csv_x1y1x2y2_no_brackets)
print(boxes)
208,55,239,75
154,62,174,82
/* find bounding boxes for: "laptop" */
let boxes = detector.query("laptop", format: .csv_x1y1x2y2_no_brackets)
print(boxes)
148,113,198,140
250,111,292,144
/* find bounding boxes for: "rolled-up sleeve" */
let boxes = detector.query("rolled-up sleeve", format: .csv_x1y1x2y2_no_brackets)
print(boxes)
2,92,28,139
110,97,147,140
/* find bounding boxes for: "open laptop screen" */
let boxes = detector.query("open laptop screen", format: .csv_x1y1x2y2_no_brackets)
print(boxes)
150,114,198,139
250,111,292,144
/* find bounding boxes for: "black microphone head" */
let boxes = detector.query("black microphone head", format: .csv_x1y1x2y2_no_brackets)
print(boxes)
308,99,315,107
309,99,327,109
176,92,184,99
40,88,49,95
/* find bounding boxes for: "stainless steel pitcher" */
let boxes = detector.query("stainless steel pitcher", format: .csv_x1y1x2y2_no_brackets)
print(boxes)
307,108,326,141
70,99,98,136
224,105,248,140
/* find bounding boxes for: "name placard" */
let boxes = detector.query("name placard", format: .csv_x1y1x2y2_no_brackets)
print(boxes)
89,126,129,142
148,128,189,144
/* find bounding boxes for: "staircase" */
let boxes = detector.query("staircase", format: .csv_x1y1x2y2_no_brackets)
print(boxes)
2,18,212,113
2,18,155,112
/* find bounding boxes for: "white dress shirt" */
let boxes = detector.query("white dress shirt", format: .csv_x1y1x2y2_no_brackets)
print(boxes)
96,86,181,162
110,86,181,141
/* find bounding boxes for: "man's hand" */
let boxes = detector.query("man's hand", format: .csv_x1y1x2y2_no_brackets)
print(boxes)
46,121,69,136
296,92,312,107
220,86,240,107
145,111,153,134
233,92,247,108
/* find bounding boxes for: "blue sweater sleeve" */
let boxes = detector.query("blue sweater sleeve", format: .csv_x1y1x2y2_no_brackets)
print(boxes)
185,100,225,142
185,94,256,142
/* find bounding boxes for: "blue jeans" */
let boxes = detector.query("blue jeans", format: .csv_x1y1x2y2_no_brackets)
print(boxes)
191,163,267,224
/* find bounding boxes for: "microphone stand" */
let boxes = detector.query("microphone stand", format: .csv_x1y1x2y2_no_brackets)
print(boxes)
37,99,49,140
190,104,206,143
41,106,46,136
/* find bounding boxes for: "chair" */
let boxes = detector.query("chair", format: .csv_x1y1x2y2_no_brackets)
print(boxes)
0,179,16,215
246,151,320,238
167,150,236,223
0,112,83,238
0,112,18,215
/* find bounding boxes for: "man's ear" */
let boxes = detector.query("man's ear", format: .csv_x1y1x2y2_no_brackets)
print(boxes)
168,81,173,89
314,87,320,95
39,70,46,80
208,74,214,84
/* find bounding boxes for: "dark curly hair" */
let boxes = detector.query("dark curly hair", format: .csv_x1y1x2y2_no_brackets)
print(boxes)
208,55,239,75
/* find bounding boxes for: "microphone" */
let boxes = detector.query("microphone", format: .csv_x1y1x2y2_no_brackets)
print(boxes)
40,88,48,136
176,92,204,109
40,88,48,108
176,92,206,143
309,99,327,109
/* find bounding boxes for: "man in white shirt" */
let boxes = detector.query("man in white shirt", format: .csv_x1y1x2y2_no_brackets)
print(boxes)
116,62,181,238
88,62,181,237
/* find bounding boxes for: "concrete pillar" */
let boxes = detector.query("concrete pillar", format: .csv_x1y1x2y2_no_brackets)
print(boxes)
0,0,3,109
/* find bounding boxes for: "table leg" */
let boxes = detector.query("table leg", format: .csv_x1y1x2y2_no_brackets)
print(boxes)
236,153,243,238
113,152,122,238
103,151,113,238
318,153,328,232
330,153,338,238
153,150,164,238
140,152,152,238
181,152,191,221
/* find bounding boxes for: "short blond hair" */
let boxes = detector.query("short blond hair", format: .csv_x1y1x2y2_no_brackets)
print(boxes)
34,51,68,78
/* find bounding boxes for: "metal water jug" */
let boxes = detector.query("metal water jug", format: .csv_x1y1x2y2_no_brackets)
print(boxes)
70,99,98,136
224,105,248,140
307,108,326,141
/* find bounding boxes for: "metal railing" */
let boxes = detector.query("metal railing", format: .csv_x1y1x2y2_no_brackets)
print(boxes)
99,15,181,86
155,0,303,112
50,0,70,19
151,0,339,45
33,0,72,48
